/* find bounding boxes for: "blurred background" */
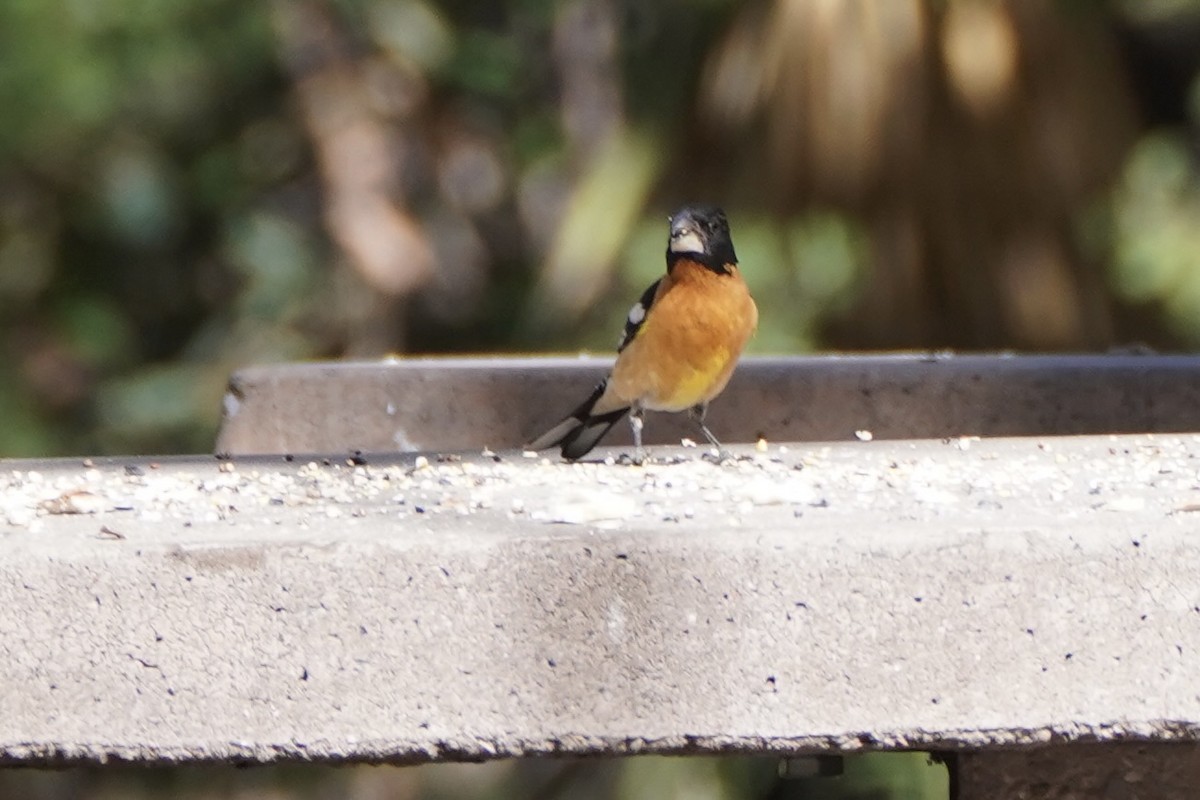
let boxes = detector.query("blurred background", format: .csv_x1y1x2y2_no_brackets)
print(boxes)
0,0,1198,796
0,0,1198,457
3,753,948,800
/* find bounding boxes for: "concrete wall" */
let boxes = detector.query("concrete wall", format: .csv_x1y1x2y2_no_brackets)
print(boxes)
7,356,1200,798
215,354,1200,455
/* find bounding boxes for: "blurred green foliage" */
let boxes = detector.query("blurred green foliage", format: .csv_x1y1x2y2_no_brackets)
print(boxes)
0,0,1198,456
1,753,948,800
1109,133,1200,334
0,0,288,454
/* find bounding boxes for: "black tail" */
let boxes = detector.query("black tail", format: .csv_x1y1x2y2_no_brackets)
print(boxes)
526,381,629,460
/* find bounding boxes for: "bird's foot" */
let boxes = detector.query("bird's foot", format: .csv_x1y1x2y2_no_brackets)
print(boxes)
701,447,735,464
618,448,649,466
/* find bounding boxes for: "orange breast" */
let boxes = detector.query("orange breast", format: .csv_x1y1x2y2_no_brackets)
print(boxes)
606,260,757,412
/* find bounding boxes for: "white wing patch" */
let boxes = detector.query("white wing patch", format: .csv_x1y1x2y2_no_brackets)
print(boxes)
617,278,661,352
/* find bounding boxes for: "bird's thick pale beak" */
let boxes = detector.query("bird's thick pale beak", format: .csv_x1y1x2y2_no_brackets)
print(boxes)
669,215,705,254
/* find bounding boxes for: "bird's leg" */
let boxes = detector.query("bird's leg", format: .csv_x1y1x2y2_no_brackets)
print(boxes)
628,406,646,465
689,404,730,462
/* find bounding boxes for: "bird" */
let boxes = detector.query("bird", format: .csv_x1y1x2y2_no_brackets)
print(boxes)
527,204,758,463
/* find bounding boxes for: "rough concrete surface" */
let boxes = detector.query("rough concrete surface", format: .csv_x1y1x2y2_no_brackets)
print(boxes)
3,435,1200,770
215,354,1200,455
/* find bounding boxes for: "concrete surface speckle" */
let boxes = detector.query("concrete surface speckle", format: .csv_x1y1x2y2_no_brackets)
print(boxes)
3,434,1200,766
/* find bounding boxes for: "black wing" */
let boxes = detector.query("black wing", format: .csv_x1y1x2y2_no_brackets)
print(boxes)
617,277,661,353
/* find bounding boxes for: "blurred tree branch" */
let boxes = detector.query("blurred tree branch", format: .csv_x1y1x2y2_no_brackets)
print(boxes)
271,0,434,354
698,0,1140,349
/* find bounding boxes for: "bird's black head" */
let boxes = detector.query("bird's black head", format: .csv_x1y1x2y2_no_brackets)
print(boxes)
666,205,737,274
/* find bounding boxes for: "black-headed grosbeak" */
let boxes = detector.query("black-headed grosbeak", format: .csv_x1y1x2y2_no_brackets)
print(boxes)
528,205,758,462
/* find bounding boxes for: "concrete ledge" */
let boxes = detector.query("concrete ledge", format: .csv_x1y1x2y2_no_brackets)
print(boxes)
4,434,1200,775
214,354,1200,455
